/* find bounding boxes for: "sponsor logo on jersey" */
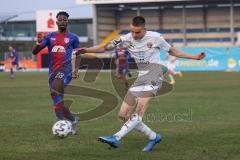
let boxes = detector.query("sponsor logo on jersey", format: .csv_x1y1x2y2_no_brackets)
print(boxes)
51,45,66,53
147,42,153,48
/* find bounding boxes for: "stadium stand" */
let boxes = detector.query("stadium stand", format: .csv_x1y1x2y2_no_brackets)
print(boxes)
95,1,240,47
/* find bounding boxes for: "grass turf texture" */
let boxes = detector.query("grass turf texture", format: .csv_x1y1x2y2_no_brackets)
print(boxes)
0,71,239,160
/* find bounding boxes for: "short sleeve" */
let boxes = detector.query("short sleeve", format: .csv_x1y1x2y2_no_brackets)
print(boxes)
73,36,80,49
155,35,171,52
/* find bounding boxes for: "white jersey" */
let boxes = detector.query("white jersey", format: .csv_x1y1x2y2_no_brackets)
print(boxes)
117,31,171,95
120,31,171,66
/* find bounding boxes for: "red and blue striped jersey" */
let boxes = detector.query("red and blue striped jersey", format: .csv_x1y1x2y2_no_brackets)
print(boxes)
40,31,80,74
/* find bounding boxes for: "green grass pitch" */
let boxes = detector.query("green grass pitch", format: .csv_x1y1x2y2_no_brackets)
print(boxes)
0,71,239,160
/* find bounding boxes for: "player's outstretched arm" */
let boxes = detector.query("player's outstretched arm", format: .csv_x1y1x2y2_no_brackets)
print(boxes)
87,44,106,53
169,47,205,60
75,45,105,54
75,40,118,54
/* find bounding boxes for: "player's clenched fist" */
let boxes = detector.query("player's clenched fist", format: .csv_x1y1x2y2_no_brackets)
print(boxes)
75,48,87,55
36,33,44,44
195,52,206,60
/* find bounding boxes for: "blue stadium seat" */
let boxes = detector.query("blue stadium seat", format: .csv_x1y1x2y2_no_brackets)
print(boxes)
186,38,198,42
166,38,184,43
186,37,232,42
186,28,204,33
234,28,240,32
207,28,218,32
219,28,230,32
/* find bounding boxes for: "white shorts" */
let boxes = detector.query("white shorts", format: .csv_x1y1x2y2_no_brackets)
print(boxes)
128,63,164,97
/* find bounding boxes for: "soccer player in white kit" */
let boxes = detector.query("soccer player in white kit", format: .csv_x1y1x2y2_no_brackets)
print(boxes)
76,16,205,152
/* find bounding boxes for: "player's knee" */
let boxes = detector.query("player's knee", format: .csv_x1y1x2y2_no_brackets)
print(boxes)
51,87,63,96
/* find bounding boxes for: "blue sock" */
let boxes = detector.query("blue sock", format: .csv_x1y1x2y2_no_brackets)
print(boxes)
54,107,64,120
63,106,75,122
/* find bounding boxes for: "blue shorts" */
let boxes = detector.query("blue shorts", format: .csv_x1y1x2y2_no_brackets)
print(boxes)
48,68,72,89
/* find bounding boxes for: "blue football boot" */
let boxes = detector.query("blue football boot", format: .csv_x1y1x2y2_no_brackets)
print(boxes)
142,134,162,152
98,135,121,148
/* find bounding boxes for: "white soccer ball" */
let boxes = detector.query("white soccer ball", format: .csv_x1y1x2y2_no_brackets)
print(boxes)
52,120,72,138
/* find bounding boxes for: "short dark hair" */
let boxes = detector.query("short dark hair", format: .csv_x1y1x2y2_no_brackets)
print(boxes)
132,16,146,26
56,11,69,18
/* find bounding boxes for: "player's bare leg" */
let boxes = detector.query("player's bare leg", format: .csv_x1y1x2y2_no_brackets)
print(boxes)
99,91,161,151
133,92,162,152
115,92,161,152
114,92,137,124
98,92,136,148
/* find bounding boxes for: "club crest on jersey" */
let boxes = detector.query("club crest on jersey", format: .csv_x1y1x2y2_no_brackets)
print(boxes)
51,45,66,53
147,42,153,48
64,38,69,44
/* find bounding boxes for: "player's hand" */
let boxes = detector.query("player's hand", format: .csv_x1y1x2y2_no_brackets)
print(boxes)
75,48,87,55
72,70,79,79
37,33,43,44
195,52,205,60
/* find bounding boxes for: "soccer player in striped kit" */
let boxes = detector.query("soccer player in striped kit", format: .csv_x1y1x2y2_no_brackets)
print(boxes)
32,11,81,134
114,47,131,90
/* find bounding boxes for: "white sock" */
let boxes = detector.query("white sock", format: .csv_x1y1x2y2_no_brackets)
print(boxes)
114,113,142,140
135,121,156,140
